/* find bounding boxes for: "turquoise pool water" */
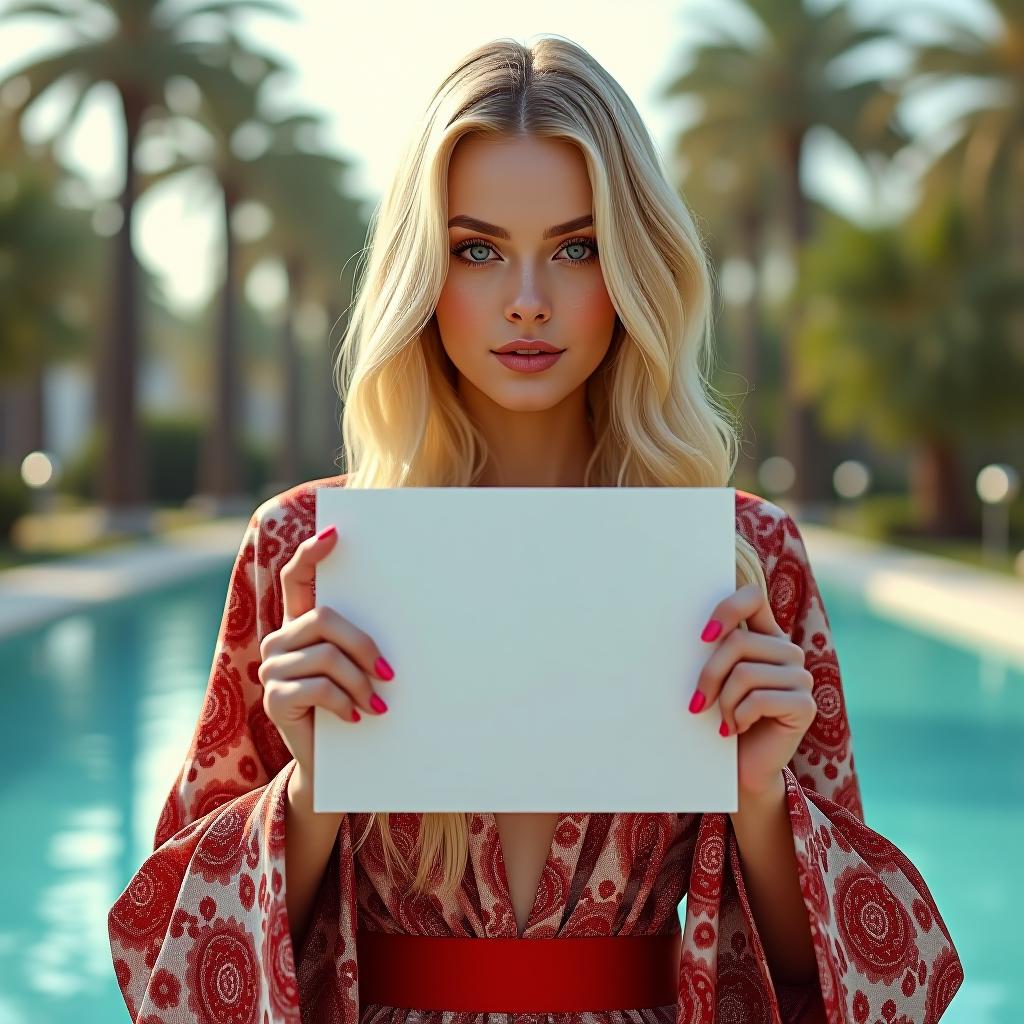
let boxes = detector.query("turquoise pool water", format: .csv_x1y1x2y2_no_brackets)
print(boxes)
0,563,1016,1022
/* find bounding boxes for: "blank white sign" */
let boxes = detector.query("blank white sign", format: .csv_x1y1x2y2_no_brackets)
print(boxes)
313,486,737,814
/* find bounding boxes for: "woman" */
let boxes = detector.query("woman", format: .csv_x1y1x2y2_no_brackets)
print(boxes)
108,34,963,1024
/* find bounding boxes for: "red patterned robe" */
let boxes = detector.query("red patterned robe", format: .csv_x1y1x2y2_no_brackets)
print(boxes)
108,476,964,1024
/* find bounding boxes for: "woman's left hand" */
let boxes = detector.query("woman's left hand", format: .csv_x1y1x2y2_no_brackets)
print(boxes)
689,582,818,798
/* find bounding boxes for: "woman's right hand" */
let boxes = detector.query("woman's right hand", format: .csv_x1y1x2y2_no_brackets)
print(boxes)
258,524,395,779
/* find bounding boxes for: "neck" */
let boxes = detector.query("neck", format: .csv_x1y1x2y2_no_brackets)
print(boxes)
462,383,596,488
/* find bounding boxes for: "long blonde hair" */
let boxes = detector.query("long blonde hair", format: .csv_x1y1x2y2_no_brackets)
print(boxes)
334,34,767,899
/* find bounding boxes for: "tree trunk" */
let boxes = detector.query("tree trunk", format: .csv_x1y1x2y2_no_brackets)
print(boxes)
98,85,146,524
324,301,345,472
27,361,45,452
197,183,244,507
735,201,764,484
907,436,973,537
778,127,828,514
275,258,305,487
0,374,41,461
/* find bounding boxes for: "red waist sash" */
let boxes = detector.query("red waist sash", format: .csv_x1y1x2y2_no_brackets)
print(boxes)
355,929,682,1012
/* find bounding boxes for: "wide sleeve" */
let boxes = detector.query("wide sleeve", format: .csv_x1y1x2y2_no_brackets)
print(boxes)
106,503,363,1024
678,510,964,1024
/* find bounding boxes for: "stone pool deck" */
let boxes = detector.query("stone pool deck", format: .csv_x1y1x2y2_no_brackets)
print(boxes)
1,517,1022,667
0,517,250,641
797,523,1024,668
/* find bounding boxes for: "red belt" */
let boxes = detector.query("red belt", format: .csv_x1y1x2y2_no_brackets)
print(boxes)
356,929,682,1012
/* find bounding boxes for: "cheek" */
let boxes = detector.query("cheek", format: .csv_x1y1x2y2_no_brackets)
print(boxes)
569,277,618,341
435,277,489,343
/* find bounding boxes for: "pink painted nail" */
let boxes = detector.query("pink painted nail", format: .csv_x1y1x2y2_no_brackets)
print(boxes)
375,657,394,680
351,709,361,722
688,691,706,714
370,694,388,714
719,721,729,737
316,524,337,541
701,619,722,642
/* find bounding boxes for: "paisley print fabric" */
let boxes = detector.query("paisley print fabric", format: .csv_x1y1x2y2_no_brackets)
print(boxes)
108,476,963,1023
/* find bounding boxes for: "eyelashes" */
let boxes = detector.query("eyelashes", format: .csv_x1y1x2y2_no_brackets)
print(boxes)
450,235,599,269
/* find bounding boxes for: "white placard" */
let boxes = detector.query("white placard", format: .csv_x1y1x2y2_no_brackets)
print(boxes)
313,486,737,813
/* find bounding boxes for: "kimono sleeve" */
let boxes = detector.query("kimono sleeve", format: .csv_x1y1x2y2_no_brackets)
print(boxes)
685,511,965,1024
106,504,363,1024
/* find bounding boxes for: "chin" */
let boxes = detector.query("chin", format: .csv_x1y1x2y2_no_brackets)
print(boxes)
490,389,568,413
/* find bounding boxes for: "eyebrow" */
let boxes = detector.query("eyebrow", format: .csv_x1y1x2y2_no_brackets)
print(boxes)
446,213,593,240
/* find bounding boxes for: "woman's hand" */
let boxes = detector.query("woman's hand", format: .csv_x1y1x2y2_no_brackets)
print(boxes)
688,582,817,798
258,524,395,779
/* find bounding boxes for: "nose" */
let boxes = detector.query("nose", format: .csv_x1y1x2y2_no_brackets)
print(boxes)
505,267,551,327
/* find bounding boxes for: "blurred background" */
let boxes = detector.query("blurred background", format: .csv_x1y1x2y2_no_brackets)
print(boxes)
0,0,1021,1021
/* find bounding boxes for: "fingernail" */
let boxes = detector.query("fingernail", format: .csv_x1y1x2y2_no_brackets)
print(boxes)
700,619,722,642
351,709,361,722
316,524,337,541
370,694,388,714
688,690,706,714
375,656,394,681
719,721,729,737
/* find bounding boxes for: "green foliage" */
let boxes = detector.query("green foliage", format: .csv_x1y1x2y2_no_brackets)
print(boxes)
0,159,99,379
241,436,274,497
793,199,1024,449
844,491,931,540
59,414,273,506
0,465,31,543
839,490,1024,576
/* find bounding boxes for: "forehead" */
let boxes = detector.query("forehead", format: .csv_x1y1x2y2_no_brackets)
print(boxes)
446,134,593,230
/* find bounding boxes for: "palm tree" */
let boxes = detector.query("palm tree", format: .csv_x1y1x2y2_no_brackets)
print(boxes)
238,131,365,487
794,197,1024,535
885,0,1024,256
667,111,787,481
137,37,296,509
0,140,98,461
0,0,293,531
661,0,908,510
136,44,365,499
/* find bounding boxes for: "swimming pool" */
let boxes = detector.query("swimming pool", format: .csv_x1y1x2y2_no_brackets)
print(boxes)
0,563,1014,1022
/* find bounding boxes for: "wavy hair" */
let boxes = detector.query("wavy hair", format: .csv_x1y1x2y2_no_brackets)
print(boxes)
334,34,764,900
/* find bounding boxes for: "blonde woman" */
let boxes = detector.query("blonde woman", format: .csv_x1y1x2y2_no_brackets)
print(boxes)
108,35,963,1024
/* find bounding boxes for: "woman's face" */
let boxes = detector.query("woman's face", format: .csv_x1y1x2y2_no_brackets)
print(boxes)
435,133,618,415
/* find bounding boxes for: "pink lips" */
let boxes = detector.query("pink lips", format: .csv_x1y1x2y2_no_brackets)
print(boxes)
492,351,564,373
491,339,564,354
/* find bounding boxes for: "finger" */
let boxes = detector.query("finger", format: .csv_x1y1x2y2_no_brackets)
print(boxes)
278,604,394,684
716,663,800,735
690,632,805,715
280,524,339,625
264,640,387,717
700,582,786,644
722,678,818,736
266,676,361,725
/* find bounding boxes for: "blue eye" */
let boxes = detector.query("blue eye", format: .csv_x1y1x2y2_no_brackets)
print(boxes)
453,241,495,265
450,236,599,268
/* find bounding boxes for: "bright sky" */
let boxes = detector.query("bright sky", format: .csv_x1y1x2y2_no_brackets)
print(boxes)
0,0,994,314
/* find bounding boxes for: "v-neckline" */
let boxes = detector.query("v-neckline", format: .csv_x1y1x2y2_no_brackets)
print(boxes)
481,811,589,938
